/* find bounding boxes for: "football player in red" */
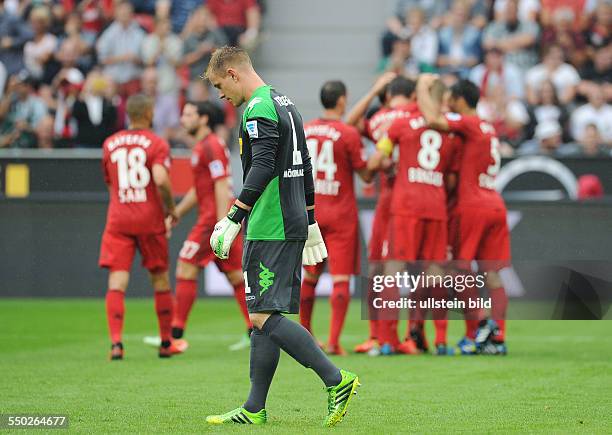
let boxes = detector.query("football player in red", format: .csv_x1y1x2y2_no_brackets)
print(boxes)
99,94,177,360
300,81,373,356
370,78,459,355
346,74,417,354
417,76,511,355
168,101,253,352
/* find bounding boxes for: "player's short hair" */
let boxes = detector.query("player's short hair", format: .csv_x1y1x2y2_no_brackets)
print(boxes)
387,76,416,98
186,100,225,129
430,79,447,104
450,79,480,108
320,80,346,109
205,46,252,79
126,94,153,121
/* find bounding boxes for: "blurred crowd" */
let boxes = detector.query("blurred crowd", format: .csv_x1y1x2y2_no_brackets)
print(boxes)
0,0,263,149
380,0,612,158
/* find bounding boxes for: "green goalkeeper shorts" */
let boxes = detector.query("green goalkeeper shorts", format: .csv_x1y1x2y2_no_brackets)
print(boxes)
242,240,305,314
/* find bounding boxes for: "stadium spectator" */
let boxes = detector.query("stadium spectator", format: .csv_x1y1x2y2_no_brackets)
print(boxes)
525,45,580,106
0,0,33,75
570,84,612,144
96,1,144,96
49,67,84,147
141,17,183,96
585,0,611,52
378,37,413,75
437,0,482,77
470,47,524,100
57,12,95,73
540,0,596,31
0,71,47,148
23,6,57,83
206,0,260,48
158,0,201,35
72,71,117,148
578,123,611,156
382,0,447,57
578,43,612,100
401,7,438,72
67,0,114,37
517,119,580,157
482,0,540,74
182,7,227,81
541,7,588,68
494,0,540,22
525,80,571,142
140,67,179,139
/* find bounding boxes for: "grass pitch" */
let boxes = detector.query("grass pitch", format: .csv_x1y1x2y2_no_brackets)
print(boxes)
2,298,611,433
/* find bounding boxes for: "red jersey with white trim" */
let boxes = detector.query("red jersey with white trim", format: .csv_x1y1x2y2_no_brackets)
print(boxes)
102,129,170,234
191,133,233,228
387,111,459,220
444,113,505,210
365,103,416,193
304,119,366,224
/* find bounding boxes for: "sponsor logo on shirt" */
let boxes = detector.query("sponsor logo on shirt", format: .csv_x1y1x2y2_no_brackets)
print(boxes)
246,120,258,138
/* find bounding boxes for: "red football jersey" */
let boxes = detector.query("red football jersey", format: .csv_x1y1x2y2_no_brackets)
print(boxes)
102,129,171,234
387,111,459,220
365,104,416,194
304,119,366,224
444,113,506,210
191,133,233,228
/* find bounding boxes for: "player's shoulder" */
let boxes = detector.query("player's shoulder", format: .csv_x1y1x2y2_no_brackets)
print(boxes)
244,85,278,122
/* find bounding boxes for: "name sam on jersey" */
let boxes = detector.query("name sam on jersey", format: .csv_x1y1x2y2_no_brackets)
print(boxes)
118,188,147,203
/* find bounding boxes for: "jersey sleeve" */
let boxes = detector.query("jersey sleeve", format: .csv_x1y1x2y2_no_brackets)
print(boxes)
151,138,171,170
387,119,403,144
444,113,472,135
345,126,367,170
207,139,230,182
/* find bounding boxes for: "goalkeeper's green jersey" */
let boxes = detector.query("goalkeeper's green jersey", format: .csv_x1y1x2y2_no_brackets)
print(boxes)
238,85,311,241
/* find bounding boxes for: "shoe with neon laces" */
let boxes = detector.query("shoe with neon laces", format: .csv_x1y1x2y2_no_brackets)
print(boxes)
109,342,123,360
323,369,361,427
205,407,266,425
457,336,476,355
353,338,377,353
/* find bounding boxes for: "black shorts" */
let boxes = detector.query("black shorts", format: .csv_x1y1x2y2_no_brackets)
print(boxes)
242,240,305,314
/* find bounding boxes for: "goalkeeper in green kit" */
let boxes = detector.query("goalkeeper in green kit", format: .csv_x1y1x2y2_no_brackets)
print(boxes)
204,46,360,427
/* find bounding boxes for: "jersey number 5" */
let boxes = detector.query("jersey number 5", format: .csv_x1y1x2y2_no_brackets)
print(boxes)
110,147,151,189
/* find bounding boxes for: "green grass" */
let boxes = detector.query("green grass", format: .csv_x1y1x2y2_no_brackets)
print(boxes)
1,298,611,433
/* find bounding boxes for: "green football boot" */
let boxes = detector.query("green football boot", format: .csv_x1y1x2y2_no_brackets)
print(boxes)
205,407,266,425
324,369,361,427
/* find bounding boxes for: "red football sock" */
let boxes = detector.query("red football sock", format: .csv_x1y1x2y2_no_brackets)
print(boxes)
329,281,350,347
299,278,317,332
106,289,125,344
368,319,379,340
377,284,400,348
490,286,508,342
459,278,481,339
431,286,448,345
367,276,379,339
172,279,197,331
155,291,173,343
232,281,253,329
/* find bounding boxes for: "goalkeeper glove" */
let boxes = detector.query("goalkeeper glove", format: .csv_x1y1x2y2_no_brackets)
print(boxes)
302,222,328,265
210,205,244,259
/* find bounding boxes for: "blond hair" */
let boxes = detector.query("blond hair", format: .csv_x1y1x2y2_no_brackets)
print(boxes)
204,46,252,79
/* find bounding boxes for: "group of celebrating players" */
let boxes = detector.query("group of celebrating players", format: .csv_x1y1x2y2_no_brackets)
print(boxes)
97,70,510,361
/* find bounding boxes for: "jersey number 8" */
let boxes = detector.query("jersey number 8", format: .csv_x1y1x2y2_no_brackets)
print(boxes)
417,129,442,170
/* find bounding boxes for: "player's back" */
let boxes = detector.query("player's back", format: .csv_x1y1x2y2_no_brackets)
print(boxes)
191,133,233,229
304,118,366,225
388,112,458,220
102,129,170,235
445,113,505,210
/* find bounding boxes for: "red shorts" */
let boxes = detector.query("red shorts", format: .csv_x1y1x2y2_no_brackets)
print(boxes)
368,200,391,262
178,223,243,272
449,207,511,270
99,230,168,273
304,220,360,276
385,215,447,261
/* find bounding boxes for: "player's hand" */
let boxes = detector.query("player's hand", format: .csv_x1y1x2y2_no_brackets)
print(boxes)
372,71,397,94
302,223,328,266
166,209,179,227
164,215,176,239
210,216,241,259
